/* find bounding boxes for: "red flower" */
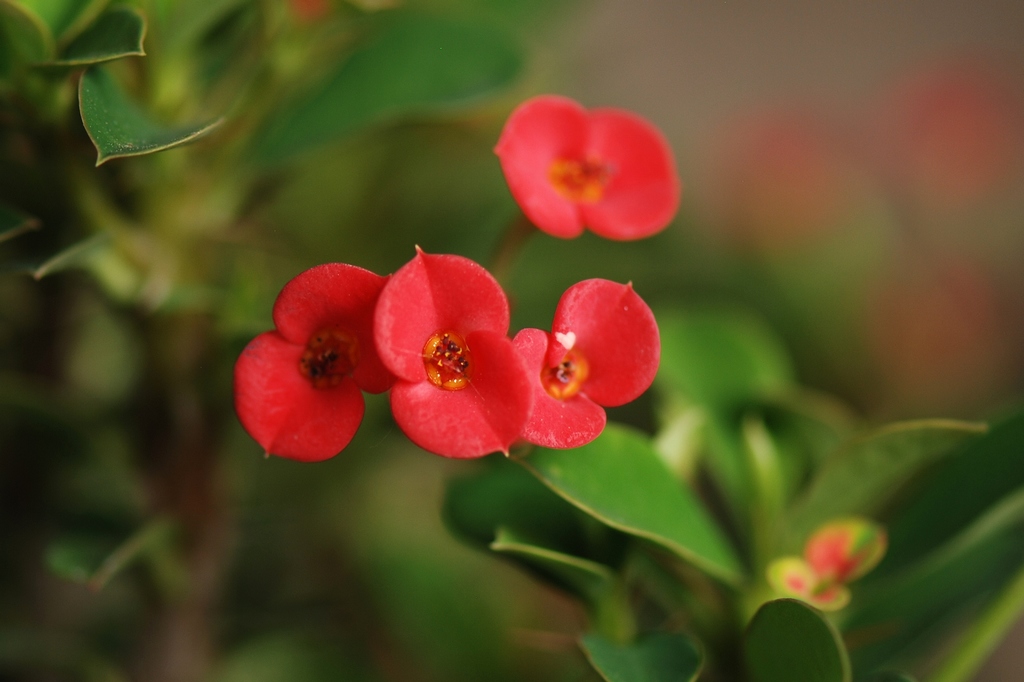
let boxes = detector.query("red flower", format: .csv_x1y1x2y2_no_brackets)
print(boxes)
513,279,660,448
494,95,681,241
374,249,533,458
234,263,394,462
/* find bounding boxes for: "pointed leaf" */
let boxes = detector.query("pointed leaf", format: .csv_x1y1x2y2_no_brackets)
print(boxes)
745,599,851,682
519,424,744,584
491,526,615,601
882,411,1024,574
45,6,145,66
29,232,109,279
581,632,703,682
0,204,40,244
787,419,985,546
253,13,523,164
79,66,222,164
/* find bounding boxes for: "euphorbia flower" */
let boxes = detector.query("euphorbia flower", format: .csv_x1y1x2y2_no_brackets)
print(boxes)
234,263,394,462
495,95,681,241
374,249,532,458
513,279,660,448
767,517,887,611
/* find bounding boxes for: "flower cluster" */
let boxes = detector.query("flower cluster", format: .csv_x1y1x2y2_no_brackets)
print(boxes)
767,517,887,611
234,250,660,461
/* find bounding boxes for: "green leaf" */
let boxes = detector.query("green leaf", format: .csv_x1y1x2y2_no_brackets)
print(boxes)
882,411,1024,575
519,424,744,584
862,673,916,682
787,419,986,547
17,0,102,41
45,6,145,66
0,204,40,244
24,232,110,279
745,599,851,682
656,309,794,410
0,0,54,63
843,486,1024,673
78,66,222,165
253,13,523,164
46,520,174,591
443,456,625,600
490,526,615,601
581,632,702,682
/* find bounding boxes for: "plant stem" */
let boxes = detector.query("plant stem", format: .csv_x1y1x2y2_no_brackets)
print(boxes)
489,211,535,288
929,560,1024,682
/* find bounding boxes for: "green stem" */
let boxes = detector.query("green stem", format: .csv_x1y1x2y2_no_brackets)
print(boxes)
929,560,1024,682
489,211,535,288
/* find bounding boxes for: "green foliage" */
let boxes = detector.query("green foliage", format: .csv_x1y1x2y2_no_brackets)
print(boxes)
0,204,39,244
44,6,146,67
253,13,523,164
78,66,222,164
745,599,852,682
581,632,703,682
520,424,744,584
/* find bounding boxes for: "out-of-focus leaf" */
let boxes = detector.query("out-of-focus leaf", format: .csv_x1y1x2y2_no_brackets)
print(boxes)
17,0,106,41
581,632,702,682
0,0,54,63
520,424,744,584
862,673,916,682
656,309,794,410
214,635,367,682
46,520,174,591
253,13,523,164
24,232,110,279
0,204,40,244
745,599,851,682
156,0,246,50
787,419,986,547
881,411,1024,574
78,66,222,164
44,6,145,66
490,526,615,601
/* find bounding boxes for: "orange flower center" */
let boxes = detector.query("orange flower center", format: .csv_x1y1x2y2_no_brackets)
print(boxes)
548,158,611,203
423,331,472,391
299,328,359,389
541,348,589,400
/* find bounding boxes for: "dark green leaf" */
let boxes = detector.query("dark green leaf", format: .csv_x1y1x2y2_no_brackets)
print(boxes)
787,419,986,547
490,526,615,601
0,204,40,244
656,309,794,410
862,672,916,682
79,66,222,164
745,599,851,682
443,456,625,600
27,232,110,279
581,632,702,682
45,534,112,584
520,424,743,584
253,13,523,164
45,6,145,66
0,0,54,63
882,411,1024,574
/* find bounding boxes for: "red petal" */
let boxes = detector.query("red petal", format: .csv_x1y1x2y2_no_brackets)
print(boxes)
234,332,365,462
514,328,607,448
580,108,681,240
550,279,660,406
388,330,532,458
272,262,394,393
375,250,510,382
495,95,588,238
